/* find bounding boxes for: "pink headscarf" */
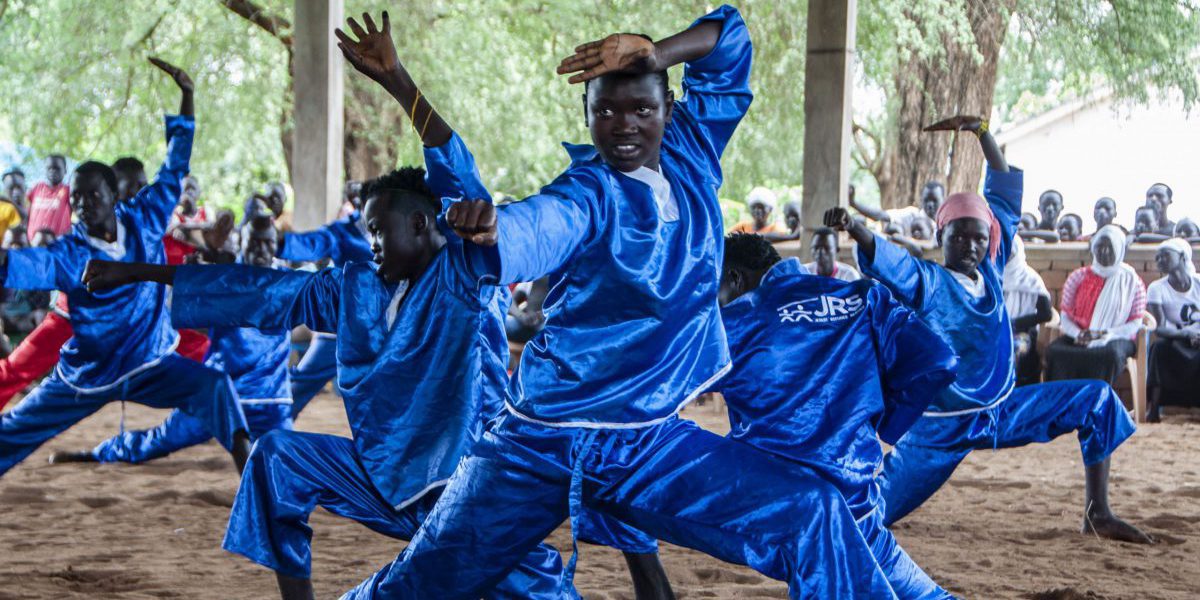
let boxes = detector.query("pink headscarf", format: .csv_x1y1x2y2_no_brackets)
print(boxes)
935,191,1001,260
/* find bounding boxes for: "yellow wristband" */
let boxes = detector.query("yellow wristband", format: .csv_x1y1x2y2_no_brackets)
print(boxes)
975,119,989,138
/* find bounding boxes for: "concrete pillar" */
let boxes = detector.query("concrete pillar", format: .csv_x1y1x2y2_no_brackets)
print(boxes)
291,0,344,230
800,0,856,260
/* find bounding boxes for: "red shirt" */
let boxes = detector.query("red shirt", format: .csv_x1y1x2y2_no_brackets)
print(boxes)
25,182,71,240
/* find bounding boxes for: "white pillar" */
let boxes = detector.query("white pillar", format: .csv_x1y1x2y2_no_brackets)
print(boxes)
292,0,344,230
801,0,856,260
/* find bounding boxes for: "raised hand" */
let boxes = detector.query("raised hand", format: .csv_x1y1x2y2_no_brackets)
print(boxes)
557,34,656,84
149,57,194,92
823,207,852,231
923,115,984,133
149,57,194,116
445,200,498,246
335,11,400,84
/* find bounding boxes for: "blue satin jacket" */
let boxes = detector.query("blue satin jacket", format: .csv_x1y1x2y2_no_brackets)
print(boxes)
451,5,751,427
714,258,957,517
171,127,505,508
1,115,192,392
278,212,373,268
205,324,291,404
173,241,503,509
859,167,1024,415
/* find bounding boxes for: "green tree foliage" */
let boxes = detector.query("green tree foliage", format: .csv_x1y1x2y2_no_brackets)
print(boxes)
1,0,1196,213
0,0,808,208
0,0,291,209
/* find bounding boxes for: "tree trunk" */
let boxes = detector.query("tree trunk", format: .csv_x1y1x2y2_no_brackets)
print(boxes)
877,0,1015,209
342,79,402,181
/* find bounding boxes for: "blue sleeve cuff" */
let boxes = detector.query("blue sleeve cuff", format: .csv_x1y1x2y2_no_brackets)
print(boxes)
438,198,501,287
423,132,491,202
685,5,751,76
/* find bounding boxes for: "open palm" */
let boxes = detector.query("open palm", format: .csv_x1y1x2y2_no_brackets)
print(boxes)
335,11,400,83
557,34,656,84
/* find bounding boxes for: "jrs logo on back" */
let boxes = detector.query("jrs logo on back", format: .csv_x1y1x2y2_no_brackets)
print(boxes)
778,294,864,324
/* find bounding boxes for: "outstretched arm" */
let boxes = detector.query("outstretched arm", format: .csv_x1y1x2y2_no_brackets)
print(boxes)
336,12,451,148
847,184,890,224
82,260,176,292
149,56,193,117
131,58,196,236
1019,230,1060,243
887,233,930,258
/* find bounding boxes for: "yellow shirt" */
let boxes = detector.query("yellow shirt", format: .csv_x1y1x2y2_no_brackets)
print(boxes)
0,201,21,232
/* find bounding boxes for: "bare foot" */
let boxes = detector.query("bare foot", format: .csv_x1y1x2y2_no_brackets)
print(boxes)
1082,512,1155,544
48,450,98,464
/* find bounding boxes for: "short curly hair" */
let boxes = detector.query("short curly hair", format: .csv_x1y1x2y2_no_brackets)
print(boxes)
361,166,438,214
724,232,781,273
74,161,118,194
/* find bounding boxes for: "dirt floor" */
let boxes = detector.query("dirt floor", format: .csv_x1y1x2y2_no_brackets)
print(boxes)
1,391,1197,599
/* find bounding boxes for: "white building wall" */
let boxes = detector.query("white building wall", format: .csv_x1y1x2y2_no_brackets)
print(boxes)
997,95,1200,231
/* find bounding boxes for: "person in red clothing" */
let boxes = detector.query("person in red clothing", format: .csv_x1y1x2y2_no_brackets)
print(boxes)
25,155,71,242
1045,225,1147,386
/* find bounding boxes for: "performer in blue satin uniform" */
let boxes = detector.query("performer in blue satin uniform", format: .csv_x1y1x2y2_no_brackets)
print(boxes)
275,193,374,417
713,233,958,599
335,7,897,599
80,166,572,600
829,114,1152,545
72,221,294,464
0,58,251,476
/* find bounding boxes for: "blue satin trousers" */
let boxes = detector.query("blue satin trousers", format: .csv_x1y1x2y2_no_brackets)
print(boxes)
880,379,1135,526
341,414,897,600
91,402,292,463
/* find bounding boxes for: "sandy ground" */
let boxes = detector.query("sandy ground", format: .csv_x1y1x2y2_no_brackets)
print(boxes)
1,391,1198,600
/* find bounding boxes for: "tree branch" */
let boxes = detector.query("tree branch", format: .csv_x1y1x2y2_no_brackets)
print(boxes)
220,0,293,48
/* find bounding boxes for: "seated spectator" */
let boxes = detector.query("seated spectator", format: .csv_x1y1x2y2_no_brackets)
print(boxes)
3,225,28,249
1086,197,1117,240
1056,213,1083,242
1133,206,1168,243
338,180,363,219
1173,218,1200,242
781,200,802,240
729,187,783,236
1020,209,1059,243
848,181,940,238
0,194,21,233
1004,236,1052,386
1037,189,1063,231
1145,183,1175,236
1,168,26,219
804,227,861,281
1046,226,1146,386
1145,238,1200,421
170,175,210,238
1018,212,1038,233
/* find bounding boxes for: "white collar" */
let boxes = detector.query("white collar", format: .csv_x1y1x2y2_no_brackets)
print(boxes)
950,269,986,298
85,221,127,260
621,166,677,222
385,280,410,330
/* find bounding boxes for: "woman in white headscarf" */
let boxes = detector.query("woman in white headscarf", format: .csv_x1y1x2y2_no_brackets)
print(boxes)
1046,225,1147,385
1003,236,1053,385
1145,237,1200,420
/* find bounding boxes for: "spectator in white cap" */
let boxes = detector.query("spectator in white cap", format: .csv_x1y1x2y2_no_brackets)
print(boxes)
730,186,782,235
